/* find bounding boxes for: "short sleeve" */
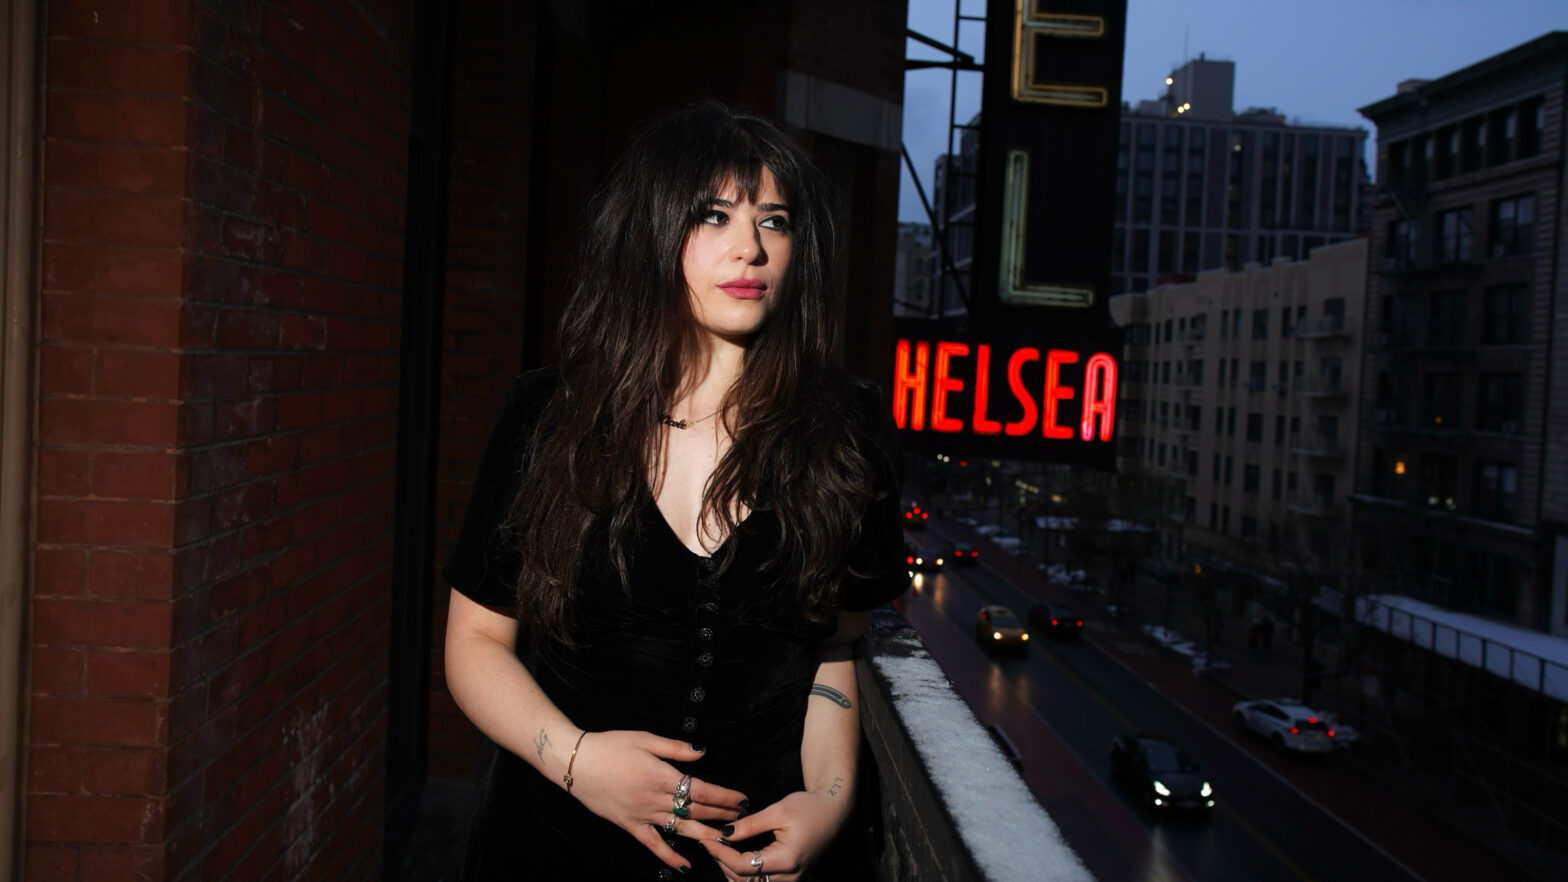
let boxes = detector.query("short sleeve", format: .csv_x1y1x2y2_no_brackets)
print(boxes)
840,380,911,613
441,368,561,611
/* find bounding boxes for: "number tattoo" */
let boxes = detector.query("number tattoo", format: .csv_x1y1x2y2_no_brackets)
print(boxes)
809,683,852,709
535,728,549,762
827,776,845,797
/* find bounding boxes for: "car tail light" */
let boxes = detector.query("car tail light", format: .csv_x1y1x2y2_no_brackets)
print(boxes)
921,512,928,519
1051,619,1059,626
1290,727,1299,735
906,555,915,564
1075,620,1083,627
1308,717,1319,724
1328,730,1335,737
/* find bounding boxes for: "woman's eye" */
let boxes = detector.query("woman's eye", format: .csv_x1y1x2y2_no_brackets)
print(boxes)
700,209,728,225
759,215,791,232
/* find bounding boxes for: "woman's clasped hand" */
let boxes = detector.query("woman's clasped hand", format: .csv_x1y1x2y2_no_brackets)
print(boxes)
565,731,750,871
700,788,851,882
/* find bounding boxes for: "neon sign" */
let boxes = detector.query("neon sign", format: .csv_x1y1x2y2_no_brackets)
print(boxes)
891,339,1117,443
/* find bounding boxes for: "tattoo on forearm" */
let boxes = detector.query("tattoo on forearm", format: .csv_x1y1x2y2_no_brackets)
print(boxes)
827,776,845,797
810,683,852,709
535,729,549,763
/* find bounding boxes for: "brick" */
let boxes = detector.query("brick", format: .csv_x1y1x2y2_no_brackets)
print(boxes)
49,0,190,42
42,293,183,346
96,349,182,399
35,498,177,547
30,695,166,747
85,650,171,698
216,309,280,349
45,140,186,196
245,436,299,478
42,242,183,298
80,748,166,796
31,646,85,695
27,793,164,843
23,844,76,882
37,448,92,496
33,598,173,648
39,344,95,395
34,548,89,597
88,550,175,601
28,745,80,793
91,451,180,500
187,445,245,494
38,397,179,446
44,191,184,246
79,844,165,882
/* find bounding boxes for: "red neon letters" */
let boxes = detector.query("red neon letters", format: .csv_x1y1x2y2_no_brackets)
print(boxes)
891,338,1117,442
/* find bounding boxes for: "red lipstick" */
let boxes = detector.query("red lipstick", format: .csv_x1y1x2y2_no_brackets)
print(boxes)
717,278,766,300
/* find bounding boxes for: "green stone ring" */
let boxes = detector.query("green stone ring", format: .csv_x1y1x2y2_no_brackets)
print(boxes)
673,805,690,819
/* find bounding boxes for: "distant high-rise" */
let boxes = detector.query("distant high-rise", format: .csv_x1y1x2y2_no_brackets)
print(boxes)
1112,56,1370,295
1354,32,1568,634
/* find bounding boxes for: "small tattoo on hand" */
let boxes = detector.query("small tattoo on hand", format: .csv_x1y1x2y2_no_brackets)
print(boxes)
810,684,851,708
827,776,845,797
535,729,549,762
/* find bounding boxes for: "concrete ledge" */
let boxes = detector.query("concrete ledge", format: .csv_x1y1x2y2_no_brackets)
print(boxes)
858,607,1094,881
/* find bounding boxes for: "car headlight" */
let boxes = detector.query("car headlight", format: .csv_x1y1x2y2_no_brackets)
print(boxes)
935,557,943,566
1200,781,1212,797
992,631,1002,640
915,557,923,565
1021,633,1029,641
1153,780,1171,796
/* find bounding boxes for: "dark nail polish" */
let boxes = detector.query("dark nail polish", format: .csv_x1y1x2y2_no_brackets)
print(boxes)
690,743,706,753
720,824,735,838
737,798,750,810
678,866,691,875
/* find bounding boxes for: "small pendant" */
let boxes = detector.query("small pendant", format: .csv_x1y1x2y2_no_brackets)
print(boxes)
659,413,688,430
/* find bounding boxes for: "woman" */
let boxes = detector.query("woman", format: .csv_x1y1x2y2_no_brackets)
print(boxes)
443,102,906,881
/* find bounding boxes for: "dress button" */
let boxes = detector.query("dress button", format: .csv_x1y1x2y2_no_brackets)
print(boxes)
699,601,719,614
697,652,713,667
682,716,699,733
698,627,714,641
689,686,706,703
657,869,675,881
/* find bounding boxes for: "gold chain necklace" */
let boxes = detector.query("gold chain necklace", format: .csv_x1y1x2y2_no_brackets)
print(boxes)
658,409,720,430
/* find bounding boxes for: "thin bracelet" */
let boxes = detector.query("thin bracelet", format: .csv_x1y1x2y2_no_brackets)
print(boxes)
562,730,588,792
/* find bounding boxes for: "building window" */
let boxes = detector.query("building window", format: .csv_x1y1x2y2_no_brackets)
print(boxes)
1246,413,1263,443
1490,194,1533,256
1386,219,1419,265
1271,468,1283,501
1212,454,1221,481
1477,374,1525,432
1252,309,1268,340
1224,456,1233,485
1227,407,1237,436
1419,453,1458,509
1473,461,1518,523
1275,415,1285,445
1423,372,1462,428
1243,464,1260,494
1483,284,1530,344
1247,361,1266,390
1436,207,1473,263
1241,515,1258,540
1427,289,1467,346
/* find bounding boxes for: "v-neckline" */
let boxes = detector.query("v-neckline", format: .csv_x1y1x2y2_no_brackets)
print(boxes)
645,494,751,560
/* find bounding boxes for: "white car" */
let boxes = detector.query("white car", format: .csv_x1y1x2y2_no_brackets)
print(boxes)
1230,698,1340,754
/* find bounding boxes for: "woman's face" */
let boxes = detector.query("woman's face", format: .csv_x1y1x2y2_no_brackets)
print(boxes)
681,166,792,344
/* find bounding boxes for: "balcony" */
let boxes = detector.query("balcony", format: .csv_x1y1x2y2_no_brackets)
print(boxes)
1290,433,1344,458
1298,375,1348,399
1286,492,1338,517
1292,316,1348,340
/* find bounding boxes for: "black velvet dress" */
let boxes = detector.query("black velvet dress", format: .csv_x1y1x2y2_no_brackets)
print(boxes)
443,368,908,882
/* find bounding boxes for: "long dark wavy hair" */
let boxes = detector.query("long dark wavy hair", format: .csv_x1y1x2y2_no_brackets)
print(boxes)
506,102,884,645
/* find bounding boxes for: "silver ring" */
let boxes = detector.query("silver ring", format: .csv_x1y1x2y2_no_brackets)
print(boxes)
750,851,764,870
662,813,678,834
673,774,692,806
759,876,769,882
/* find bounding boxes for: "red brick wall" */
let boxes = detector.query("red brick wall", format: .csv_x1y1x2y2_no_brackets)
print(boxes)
426,0,534,778
30,2,412,879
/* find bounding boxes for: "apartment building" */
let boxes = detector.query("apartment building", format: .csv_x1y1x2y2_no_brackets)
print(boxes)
1110,239,1368,573
1354,32,1568,633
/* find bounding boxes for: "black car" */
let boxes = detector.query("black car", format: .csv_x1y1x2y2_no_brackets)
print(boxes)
949,541,979,564
1028,603,1083,639
1109,734,1214,813
902,503,930,528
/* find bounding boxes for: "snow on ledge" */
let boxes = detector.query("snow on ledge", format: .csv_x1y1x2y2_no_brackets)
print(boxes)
1355,594,1568,702
872,632,1093,882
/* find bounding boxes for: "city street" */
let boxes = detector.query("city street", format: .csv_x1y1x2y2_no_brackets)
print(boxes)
896,522,1485,882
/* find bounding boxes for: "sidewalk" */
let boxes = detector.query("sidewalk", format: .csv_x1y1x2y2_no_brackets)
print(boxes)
932,515,1552,882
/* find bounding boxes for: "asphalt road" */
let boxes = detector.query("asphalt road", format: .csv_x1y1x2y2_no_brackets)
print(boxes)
896,550,1423,882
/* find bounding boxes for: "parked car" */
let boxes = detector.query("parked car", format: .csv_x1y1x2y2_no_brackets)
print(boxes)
902,503,929,528
974,524,1003,537
990,534,1023,555
949,542,979,564
906,544,943,572
1028,603,1083,639
1110,734,1214,812
975,604,1029,653
1231,698,1339,754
